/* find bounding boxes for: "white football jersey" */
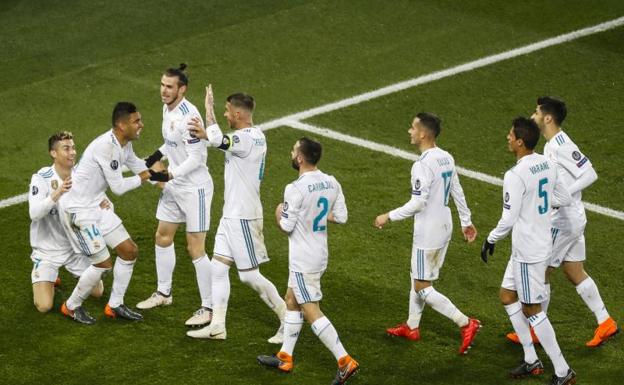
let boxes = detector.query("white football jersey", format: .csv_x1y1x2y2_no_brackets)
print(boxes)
280,170,348,273
62,130,147,211
543,130,593,231
220,126,266,219
389,147,472,249
488,153,570,263
159,98,214,187
29,166,72,258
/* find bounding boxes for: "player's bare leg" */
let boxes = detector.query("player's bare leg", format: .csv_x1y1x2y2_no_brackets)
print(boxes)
33,282,55,313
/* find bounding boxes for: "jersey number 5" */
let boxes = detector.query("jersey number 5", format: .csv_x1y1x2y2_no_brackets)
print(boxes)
538,178,549,215
313,197,329,232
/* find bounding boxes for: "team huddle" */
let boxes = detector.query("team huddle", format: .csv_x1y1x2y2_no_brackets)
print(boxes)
28,64,617,385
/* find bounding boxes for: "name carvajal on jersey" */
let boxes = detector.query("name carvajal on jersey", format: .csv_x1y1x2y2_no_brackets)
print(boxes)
308,180,335,193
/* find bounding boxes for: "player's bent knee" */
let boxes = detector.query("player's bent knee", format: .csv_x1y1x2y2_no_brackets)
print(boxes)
499,288,517,305
238,269,262,289
116,240,139,261
284,291,299,310
34,298,53,313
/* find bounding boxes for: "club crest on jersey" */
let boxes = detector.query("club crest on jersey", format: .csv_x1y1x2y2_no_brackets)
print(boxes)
51,180,59,190
232,135,240,144
572,151,581,161
110,160,119,170
31,186,38,195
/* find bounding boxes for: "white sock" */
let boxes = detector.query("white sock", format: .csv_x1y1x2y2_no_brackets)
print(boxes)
529,312,569,377
505,301,538,364
239,270,287,321
576,277,610,324
311,316,348,361
155,244,176,296
407,286,425,329
192,255,212,309
66,265,109,310
542,283,551,314
280,310,304,356
419,286,469,327
108,258,135,307
211,259,231,326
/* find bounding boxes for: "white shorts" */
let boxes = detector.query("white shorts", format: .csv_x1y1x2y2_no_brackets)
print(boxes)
288,271,324,304
410,243,449,281
213,218,269,270
30,251,90,284
61,206,129,264
156,182,212,233
549,227,586,268
501,258,548,305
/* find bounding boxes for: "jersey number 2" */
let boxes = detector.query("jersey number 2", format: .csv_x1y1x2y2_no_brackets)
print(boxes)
313,197,329,232
538,178,549,215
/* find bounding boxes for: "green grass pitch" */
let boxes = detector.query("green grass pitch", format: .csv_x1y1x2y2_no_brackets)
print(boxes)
1,1,623,384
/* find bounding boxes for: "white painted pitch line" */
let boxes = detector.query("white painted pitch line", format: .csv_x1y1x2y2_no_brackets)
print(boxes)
2,16,624,210
257,16,624,131
285,120,624,222
0,193,27,209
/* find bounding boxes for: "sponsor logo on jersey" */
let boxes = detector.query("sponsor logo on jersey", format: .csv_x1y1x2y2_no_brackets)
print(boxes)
504,192,510,202
110,160,119,170
415,179,421,190
51,180,59,190
576,157,588,168
283,201,289,211
32,186,38,195
572,151,581,161
187,138,200,144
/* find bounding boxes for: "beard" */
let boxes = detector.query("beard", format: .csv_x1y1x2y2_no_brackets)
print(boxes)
291,158,300,171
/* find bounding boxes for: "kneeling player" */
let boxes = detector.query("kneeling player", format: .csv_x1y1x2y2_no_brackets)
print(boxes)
29,132,103,313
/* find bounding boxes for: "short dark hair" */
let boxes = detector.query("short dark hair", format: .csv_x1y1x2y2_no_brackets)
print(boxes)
164,63,189,87
537,96,567,126
416,112,441,137
227,93,255,112
297,137,322,165
48,131,73,152
512,116,540,150
112,102,138,127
